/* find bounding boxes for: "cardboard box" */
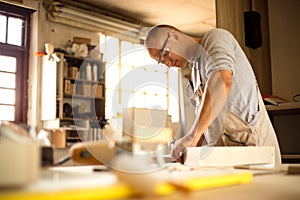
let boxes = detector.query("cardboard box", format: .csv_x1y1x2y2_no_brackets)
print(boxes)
122,108,170,143
68,67,78,79
64,79,71,95
71,83,76,95
73,37,91,45
51,130,66,148
83,83,92,97
92,84,103,98
76,83,84,95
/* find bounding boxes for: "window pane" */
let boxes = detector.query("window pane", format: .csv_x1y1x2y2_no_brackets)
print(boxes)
138,85,167,110
0,55,16,72
105,36,119,63
145,70,167,86
99,34,106,61
129,92,146,108
0,15,7,43
120,66,135,90
121,67,145,91
132,44,145,67
147,94,167,110
168,68,179,122
169,93,179,122
105,89,121,118
105,64,119,89
0,88,15,104
150,63,168,73
7,17,23,46
121,41,133,66
0,72,16,88
145,49,156,64
0,105,14,121
121,53,133,67
100,34,179,122
146,85,168,97
121,90,132,109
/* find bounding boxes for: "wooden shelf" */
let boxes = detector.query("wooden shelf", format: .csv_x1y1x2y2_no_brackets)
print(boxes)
64,77,99,84
63,54,102,63
63,94,104,100
42,52,106,148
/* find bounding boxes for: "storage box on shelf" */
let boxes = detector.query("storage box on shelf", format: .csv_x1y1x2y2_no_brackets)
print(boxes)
42,52,106,147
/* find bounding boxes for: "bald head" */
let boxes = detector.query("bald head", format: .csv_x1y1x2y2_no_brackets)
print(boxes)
144,25,180,49
144,25,201,68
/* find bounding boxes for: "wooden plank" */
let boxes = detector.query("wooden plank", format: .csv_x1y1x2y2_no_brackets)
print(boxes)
184,146,275,167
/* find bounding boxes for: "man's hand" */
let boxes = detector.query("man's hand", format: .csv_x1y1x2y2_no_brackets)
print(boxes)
170,134,194,161
170,138,185,160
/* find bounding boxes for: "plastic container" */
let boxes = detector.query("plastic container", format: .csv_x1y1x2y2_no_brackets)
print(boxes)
93,64,98,81
86,62,92,80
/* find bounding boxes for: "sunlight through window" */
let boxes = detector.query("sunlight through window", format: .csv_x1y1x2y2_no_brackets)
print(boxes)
100,34,179,122
0,3,31,123
7,17,23,46
0,55,17,121
0,15,6,43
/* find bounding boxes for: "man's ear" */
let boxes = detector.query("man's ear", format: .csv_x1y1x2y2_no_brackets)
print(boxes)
169,31,180,40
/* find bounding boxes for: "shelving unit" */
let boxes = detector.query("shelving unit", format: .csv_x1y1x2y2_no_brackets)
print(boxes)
42,52,106,147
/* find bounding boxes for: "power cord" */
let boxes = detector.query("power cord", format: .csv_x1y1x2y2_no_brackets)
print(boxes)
54,155,71,166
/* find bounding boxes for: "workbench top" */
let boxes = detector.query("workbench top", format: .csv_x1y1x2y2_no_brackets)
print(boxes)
0,164,299,200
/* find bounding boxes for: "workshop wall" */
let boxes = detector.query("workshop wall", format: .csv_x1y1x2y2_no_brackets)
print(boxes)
216,0,272,95
29,0,100,130
268,0,300,100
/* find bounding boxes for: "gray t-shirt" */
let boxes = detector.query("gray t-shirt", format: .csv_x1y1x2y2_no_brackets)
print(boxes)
191,28,259,144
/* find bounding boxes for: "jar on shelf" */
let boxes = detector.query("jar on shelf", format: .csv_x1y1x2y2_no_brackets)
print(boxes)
86,62,92,80
92,64,98,81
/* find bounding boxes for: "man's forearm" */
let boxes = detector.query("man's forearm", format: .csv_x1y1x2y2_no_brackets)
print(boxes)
191,70,232,146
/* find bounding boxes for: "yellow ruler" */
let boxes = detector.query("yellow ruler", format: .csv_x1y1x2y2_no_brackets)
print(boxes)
167,171,253,192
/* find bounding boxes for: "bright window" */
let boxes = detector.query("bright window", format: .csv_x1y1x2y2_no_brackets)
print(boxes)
0,55,16,121
0,2,33,123
0,14,23,46
99,34,179,123
7,16,23,46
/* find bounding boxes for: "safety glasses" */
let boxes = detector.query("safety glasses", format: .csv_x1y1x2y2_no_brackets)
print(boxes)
157,34,170,64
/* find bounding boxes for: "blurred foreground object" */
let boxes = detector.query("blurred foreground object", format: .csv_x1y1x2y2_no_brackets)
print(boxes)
70,140,132,165
0,121,40,187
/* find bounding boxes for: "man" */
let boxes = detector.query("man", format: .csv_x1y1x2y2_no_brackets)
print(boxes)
144,25,281,165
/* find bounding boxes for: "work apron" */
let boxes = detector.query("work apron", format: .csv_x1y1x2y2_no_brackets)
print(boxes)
187,65,281,166
215,94,282,166
186,77,281,166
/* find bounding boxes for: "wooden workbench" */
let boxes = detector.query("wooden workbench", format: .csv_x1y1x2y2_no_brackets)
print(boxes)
0,164,299,200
